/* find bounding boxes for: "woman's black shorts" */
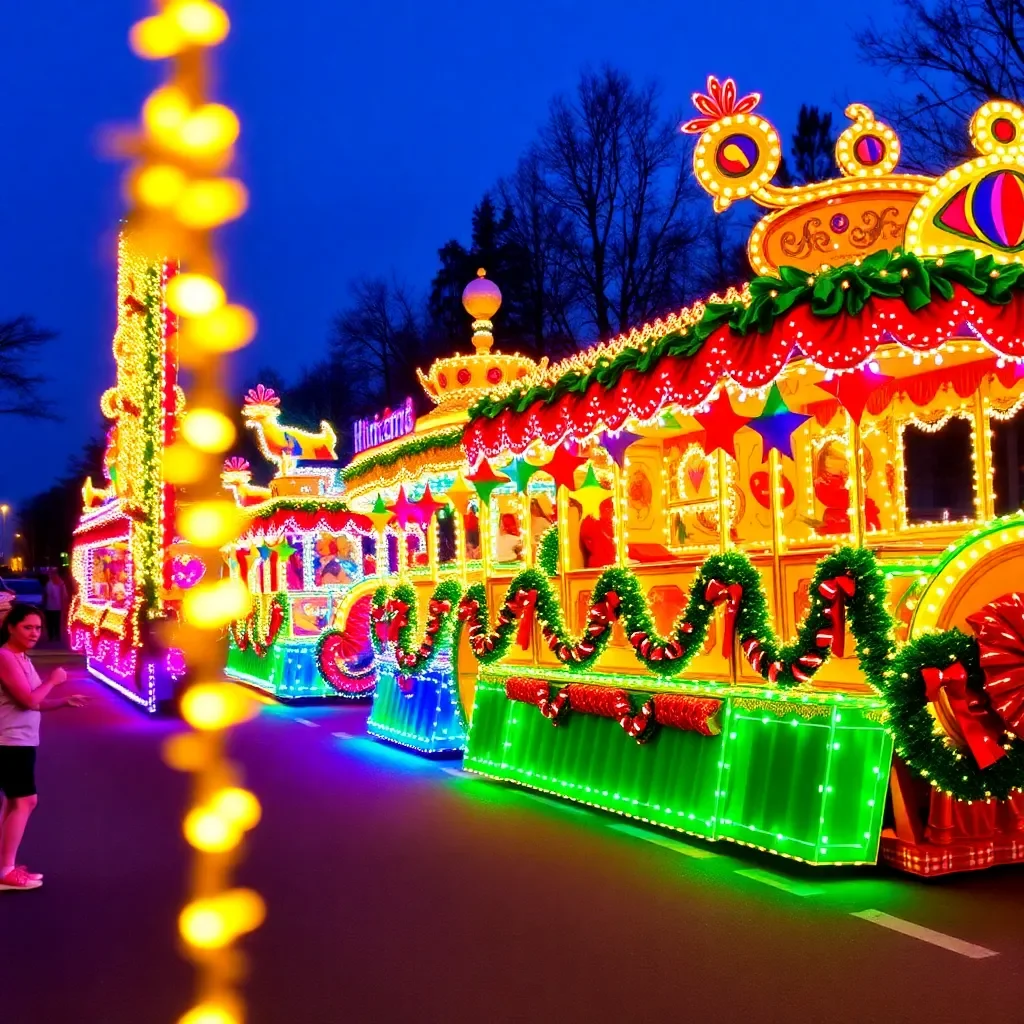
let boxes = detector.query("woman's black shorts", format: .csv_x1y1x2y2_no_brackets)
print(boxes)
0,746,37,799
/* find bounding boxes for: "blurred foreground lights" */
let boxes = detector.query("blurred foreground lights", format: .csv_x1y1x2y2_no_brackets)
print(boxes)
167,274,226,317
179,1004,239,1024
182,578,250,628
182,408,236,453
181,681,259,731
179,500,242,546
163,442,206,484
130,15,184,60
177,104,240,157
179,889,266,950
212,787,262,831
168,0,230,46
176,178,248,229
143,85,190,139
182,305,256,354
184,806,240,853
134,164,188,208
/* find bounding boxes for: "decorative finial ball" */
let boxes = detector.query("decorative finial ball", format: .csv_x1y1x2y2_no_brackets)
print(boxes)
462,268,502,321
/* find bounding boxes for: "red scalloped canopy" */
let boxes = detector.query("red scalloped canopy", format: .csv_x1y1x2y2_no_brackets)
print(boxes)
464,286,1024,461
241,507,373,540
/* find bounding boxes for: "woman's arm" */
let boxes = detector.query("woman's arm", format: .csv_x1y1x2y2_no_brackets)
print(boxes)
0,657,57,711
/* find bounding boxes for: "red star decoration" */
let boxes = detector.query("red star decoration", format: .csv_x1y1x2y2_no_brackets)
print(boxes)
387,484,422,529
816,367,895,425
537,443,587,491
692,393,752,458
414,482,446,524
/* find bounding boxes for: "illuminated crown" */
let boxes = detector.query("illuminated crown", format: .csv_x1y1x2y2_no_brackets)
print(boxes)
686,77,1024,274
221,456,252,485
416,269,546,408
242,383,281,418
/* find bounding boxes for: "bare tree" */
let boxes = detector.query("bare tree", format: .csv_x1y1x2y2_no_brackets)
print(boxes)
775,106,838,186
858,0,1024,170
537,67,697,339
329,277,423,407
497,150,576,355
0,316,57,418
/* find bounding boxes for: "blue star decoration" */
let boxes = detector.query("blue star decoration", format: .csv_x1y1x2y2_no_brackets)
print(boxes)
747,383,810,461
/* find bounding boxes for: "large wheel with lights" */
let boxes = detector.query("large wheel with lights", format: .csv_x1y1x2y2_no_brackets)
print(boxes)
317,593,376,698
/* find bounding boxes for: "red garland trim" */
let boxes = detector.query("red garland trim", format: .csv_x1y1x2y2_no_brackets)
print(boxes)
503,678,722,743
464,289,1024,462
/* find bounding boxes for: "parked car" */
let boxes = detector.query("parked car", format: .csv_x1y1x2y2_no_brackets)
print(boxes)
0,576,44,625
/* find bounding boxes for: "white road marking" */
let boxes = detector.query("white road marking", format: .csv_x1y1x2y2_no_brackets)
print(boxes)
331,731,356,740
295,718,319,728
735,868,822,896
852,909,998,959
611,823,718,859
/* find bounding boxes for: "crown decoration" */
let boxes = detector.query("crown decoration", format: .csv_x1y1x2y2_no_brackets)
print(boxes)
687,78,1024,275
417,269,546,408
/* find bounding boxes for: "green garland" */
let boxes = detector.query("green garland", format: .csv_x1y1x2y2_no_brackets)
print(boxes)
457,545,894,684
340,427,464,483
469,248,1024,421
229,592,289,656
370,578,462,675
883,630,1024,801
537,525,559,576
244,498,354,522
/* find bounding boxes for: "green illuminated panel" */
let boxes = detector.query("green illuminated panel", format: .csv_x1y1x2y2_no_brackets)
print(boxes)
225,640,338,700
465,673,893,866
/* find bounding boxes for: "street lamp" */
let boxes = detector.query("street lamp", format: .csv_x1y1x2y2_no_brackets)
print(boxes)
0,504,8,565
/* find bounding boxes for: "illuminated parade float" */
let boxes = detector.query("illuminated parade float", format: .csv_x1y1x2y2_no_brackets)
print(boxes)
356,83,1024,875
220,387,377,700
69,234,189,710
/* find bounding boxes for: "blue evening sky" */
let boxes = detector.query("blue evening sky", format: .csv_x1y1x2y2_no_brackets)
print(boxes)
0,0,898,508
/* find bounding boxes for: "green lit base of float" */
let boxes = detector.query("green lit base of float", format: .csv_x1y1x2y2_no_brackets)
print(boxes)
366,653,467,755
225,639,373,701
465,667,894,866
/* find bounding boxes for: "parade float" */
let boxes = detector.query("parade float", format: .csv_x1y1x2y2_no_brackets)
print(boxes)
69,233,189,711
367,82,1024,875
220,388,379,700
345,273,545,753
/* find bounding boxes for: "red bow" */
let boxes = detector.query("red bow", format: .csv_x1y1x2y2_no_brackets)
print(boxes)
704,579,742,658
922,661,1007,770
396,674,414,694
508,588,538,650
967,592,1024,737
817,575,855,657
457,598,479,623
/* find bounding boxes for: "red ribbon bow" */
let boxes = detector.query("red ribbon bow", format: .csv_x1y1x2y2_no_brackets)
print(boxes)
922,661,1007,770
457,598,478,623
704,579,742,658
817,575,855,658
508,588,538,650
967,592,1024,738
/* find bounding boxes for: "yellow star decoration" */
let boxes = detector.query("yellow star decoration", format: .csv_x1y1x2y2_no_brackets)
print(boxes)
365,492,396,533
444,471,477,516
571,464,611,521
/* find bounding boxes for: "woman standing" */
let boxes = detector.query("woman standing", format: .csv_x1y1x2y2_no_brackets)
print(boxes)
0,602,88,891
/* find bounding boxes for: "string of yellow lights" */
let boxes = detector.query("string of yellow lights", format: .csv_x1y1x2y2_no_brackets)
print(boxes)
120,4,262,1023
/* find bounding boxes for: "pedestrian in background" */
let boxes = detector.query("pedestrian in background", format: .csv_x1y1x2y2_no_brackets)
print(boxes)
43,569,67,644
0,602,88,891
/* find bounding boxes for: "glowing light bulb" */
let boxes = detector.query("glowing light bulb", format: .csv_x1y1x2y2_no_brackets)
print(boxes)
181,681,258,731
184,807,240,852
177,104,240,156
182,305,256,353
182,408,236,453
134,163,188,208
175,178,248,229
168,0,230,45
179,500,242,545
183,578,250,628
167,274,226,317
178,1004,239,1024
212,788,261,831
130,15,183,59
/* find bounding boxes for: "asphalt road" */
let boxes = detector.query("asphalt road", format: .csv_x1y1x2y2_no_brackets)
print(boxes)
2,660,1022,1024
